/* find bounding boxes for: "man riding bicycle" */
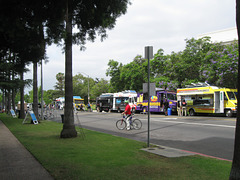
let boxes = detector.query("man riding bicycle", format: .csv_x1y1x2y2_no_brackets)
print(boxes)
122,100,131,130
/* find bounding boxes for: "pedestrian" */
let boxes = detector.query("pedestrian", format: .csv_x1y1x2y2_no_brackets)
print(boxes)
122,100,132,130
87,102,91,112
177,100,182,116
182,99,187,116
163,98,169,116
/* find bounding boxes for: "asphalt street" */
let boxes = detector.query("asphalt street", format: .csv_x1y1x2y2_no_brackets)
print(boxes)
50,110,236,161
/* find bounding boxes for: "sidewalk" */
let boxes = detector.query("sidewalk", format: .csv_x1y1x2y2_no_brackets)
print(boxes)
0,120,54,180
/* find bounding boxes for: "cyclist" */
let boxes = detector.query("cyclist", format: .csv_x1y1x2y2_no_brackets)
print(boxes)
122,100,131,130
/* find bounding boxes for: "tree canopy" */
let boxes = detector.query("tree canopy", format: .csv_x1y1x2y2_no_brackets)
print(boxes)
106,37,238,92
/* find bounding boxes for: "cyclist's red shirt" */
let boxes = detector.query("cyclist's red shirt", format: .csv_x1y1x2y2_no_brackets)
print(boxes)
125,104,131,115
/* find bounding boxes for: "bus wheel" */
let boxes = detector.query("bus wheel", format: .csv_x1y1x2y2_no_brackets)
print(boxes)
225,110,232,117
189,109,195,116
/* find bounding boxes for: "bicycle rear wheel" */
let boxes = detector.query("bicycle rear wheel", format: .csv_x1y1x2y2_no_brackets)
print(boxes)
116,119,126,130
132,119,142,130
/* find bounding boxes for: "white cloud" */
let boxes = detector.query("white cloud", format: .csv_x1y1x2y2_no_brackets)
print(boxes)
24,0,236,93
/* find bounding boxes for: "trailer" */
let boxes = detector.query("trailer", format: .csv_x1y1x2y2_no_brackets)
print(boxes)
177,82,237,117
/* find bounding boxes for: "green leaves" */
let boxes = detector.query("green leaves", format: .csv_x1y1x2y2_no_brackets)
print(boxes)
106,38,238,92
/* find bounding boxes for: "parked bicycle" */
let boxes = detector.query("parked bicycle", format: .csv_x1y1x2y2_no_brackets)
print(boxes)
116,114,142,130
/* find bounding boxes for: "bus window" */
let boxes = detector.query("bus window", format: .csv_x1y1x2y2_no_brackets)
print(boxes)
143,93,148,100
224,93,228,100
123,97,128,103
75,100,84,104
193,99,212,106
116,98,121,104
227,92,237,100
167,93,177,100
234,92,237,97
129,98,132,103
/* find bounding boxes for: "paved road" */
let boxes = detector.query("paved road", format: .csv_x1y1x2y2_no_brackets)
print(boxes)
51,110,236,161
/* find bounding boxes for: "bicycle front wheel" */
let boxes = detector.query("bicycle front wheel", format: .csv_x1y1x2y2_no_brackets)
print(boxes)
116,119,126,130
132,119,142,130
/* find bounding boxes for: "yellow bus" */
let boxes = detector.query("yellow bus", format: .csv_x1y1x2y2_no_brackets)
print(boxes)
177,83,237,117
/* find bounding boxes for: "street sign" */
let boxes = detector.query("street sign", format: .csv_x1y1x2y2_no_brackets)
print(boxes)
143,83,156,97
145,46,153,59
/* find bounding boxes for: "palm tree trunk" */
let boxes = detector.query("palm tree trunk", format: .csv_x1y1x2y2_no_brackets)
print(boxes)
19,71,25,119
229,1,240,179
60,0,77,138
33,61,38,121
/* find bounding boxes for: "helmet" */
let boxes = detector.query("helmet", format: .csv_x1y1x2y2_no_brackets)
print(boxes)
124,100,129,103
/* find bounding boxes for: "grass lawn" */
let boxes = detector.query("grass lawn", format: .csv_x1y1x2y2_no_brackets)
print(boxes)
0,113,231,180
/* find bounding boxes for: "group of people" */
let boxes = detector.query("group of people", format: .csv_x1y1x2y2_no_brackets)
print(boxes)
163,98,188,116
177,99,187,116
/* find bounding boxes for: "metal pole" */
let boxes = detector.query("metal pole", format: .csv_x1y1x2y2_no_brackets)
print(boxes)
147,57,150,147
145,46,153,148
41,59,43,120
87,75,89,105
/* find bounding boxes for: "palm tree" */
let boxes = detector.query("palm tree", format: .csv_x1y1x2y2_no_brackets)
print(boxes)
60,1,77,138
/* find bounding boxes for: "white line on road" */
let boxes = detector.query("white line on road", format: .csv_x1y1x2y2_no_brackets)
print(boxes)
141,118,235,128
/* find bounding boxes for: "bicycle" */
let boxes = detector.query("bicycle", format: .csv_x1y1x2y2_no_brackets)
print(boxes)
116,114,142,130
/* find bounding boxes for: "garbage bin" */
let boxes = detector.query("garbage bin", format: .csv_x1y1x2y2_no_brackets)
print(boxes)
167,108,172,116
61,114,64,123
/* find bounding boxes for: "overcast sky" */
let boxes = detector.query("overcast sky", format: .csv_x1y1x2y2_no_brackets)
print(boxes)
24,0,236,93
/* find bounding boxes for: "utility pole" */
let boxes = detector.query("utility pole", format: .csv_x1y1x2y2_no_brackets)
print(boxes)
145,46,153,147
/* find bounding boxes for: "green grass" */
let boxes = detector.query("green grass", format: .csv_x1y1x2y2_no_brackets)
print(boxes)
0,113,231,180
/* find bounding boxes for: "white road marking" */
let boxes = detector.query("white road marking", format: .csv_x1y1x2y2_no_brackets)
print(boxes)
141,118,235,128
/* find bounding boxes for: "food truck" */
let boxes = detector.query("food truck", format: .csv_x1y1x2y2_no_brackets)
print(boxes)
56,96,84,110
177,82,237,117
112,90,137,112
96,93,113,112
96,90,137,112
136,88,177,114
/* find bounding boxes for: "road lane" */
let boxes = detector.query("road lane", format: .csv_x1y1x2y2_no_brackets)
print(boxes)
51,110,236,161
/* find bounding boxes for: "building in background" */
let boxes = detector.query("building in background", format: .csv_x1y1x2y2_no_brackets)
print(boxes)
197,27,238,45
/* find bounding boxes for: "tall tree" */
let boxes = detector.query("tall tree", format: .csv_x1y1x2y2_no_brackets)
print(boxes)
0,1,47,118
106,59,124,92
54,72,65,97
61,0,76,138
73,73,95,101
120,55,148,91
229,1,240,179
90,78,110,100
60,0,131,138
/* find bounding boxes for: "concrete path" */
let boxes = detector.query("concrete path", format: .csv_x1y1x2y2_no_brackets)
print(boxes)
0,120,54,180
141,146,195,158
